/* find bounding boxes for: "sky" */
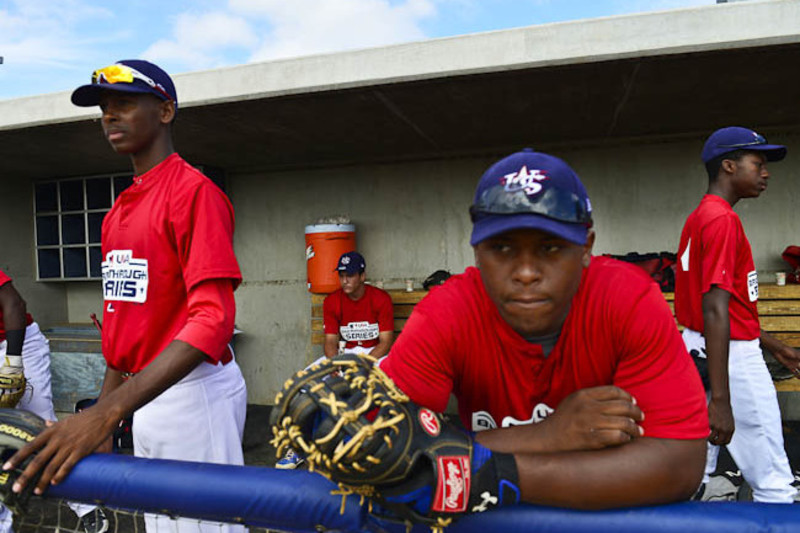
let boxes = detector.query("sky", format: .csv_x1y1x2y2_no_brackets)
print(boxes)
0,0,715,101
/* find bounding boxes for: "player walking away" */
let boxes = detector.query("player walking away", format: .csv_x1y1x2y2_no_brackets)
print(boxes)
675,126,800,503
276,251,393,469
0,271,107,533
377,149,709,509
5,60,247,533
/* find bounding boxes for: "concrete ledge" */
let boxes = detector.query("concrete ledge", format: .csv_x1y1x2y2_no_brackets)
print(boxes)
2,0,799,131
50,351,105,413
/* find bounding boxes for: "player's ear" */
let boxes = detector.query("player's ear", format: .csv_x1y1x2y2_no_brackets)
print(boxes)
720,158,737,175
159,99,176,125
581,230,595,268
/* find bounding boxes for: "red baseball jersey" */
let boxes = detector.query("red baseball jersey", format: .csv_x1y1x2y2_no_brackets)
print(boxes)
381,258,708,439
0,270,33,341
323,285,393,350
101,154,242,373
674,194,760,340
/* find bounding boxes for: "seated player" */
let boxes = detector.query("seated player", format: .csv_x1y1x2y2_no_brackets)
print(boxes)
323,251,393,359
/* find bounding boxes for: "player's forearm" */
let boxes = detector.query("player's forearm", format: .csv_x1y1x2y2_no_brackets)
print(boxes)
0,285,27,356
0,284,27,332
513,437,705,509
368,332,393,359
94,340,206,422
98,367,125,401
323,335,339,358
702,295,731,402
759,330,784,355
475,421,566,455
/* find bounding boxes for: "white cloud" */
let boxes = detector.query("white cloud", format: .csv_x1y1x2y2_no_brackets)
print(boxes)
229,0,438,62
0,0,112,68
142,11,259,69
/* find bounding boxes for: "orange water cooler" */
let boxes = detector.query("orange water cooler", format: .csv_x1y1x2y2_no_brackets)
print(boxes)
305,224,356,294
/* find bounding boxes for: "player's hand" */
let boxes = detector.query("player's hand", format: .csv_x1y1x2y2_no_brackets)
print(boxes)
771,345,800,378
539,385,644,452
2,405,119,495
707,397,734,446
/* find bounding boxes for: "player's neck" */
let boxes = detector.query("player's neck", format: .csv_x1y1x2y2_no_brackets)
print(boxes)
130,136,175,177
346,285,366,301
707,180,740,208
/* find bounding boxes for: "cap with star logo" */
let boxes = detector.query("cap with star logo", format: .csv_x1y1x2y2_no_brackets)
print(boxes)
469,148,593,246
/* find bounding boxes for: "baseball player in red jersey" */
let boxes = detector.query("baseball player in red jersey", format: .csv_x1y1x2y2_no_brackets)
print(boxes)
380,149,708,509
675,127,799,503
5,60,247,533
324,252,393,358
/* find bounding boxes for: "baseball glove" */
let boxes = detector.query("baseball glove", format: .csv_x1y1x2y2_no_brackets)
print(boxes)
0,363,26,409
0,408,46,515
270,354,520,531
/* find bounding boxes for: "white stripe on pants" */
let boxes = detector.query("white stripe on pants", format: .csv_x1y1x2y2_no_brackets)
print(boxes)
682,328,797,503
134,359,247,533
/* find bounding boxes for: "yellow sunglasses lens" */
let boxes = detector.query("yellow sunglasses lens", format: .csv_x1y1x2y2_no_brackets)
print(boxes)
92,65,134,85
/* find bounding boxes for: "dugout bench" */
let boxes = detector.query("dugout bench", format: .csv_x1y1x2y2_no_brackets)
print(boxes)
311,283,800,418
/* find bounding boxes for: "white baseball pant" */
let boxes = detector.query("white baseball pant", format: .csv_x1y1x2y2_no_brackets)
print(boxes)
683,328,797,503
134,356,247,533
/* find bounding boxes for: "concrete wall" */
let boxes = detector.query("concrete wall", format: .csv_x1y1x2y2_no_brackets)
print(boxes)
38,129,800,404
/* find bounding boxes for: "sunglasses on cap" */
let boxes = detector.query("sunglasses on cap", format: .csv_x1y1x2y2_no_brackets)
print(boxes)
469,185,592,225
717,133,767,149
92,64,173,102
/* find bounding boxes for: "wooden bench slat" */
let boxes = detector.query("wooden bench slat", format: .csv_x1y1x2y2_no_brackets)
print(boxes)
760,316,800,332
757,301,800,315
775,378,800,392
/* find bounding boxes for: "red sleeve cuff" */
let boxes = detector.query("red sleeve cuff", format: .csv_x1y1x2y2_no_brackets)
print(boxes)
175,279,235,362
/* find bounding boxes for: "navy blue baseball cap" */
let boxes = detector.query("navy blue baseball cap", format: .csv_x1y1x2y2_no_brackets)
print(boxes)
335,252,366,274
470,149,593,246
701,127,786,163
71,60,178,108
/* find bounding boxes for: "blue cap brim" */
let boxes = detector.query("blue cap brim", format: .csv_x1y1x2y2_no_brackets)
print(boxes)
750,145,787,162
470,213,588,246
71,83,167,107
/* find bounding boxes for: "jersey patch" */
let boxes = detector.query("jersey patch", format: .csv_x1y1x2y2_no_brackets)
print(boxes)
102,250,148,303
472,411,497,432
747,270,758,302
503,402,554,427
471,402,555,432
339,321,379,342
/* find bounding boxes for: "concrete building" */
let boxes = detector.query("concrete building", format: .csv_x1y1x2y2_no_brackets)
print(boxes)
1,0,800,406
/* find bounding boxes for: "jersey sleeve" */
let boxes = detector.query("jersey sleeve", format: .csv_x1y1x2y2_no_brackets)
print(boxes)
699,214,738,295
380,298,456,413
175,278,236,362
173,181,242,292
376,290,394,333
323,293,340,335
0,270,10,287
613,283,709,440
